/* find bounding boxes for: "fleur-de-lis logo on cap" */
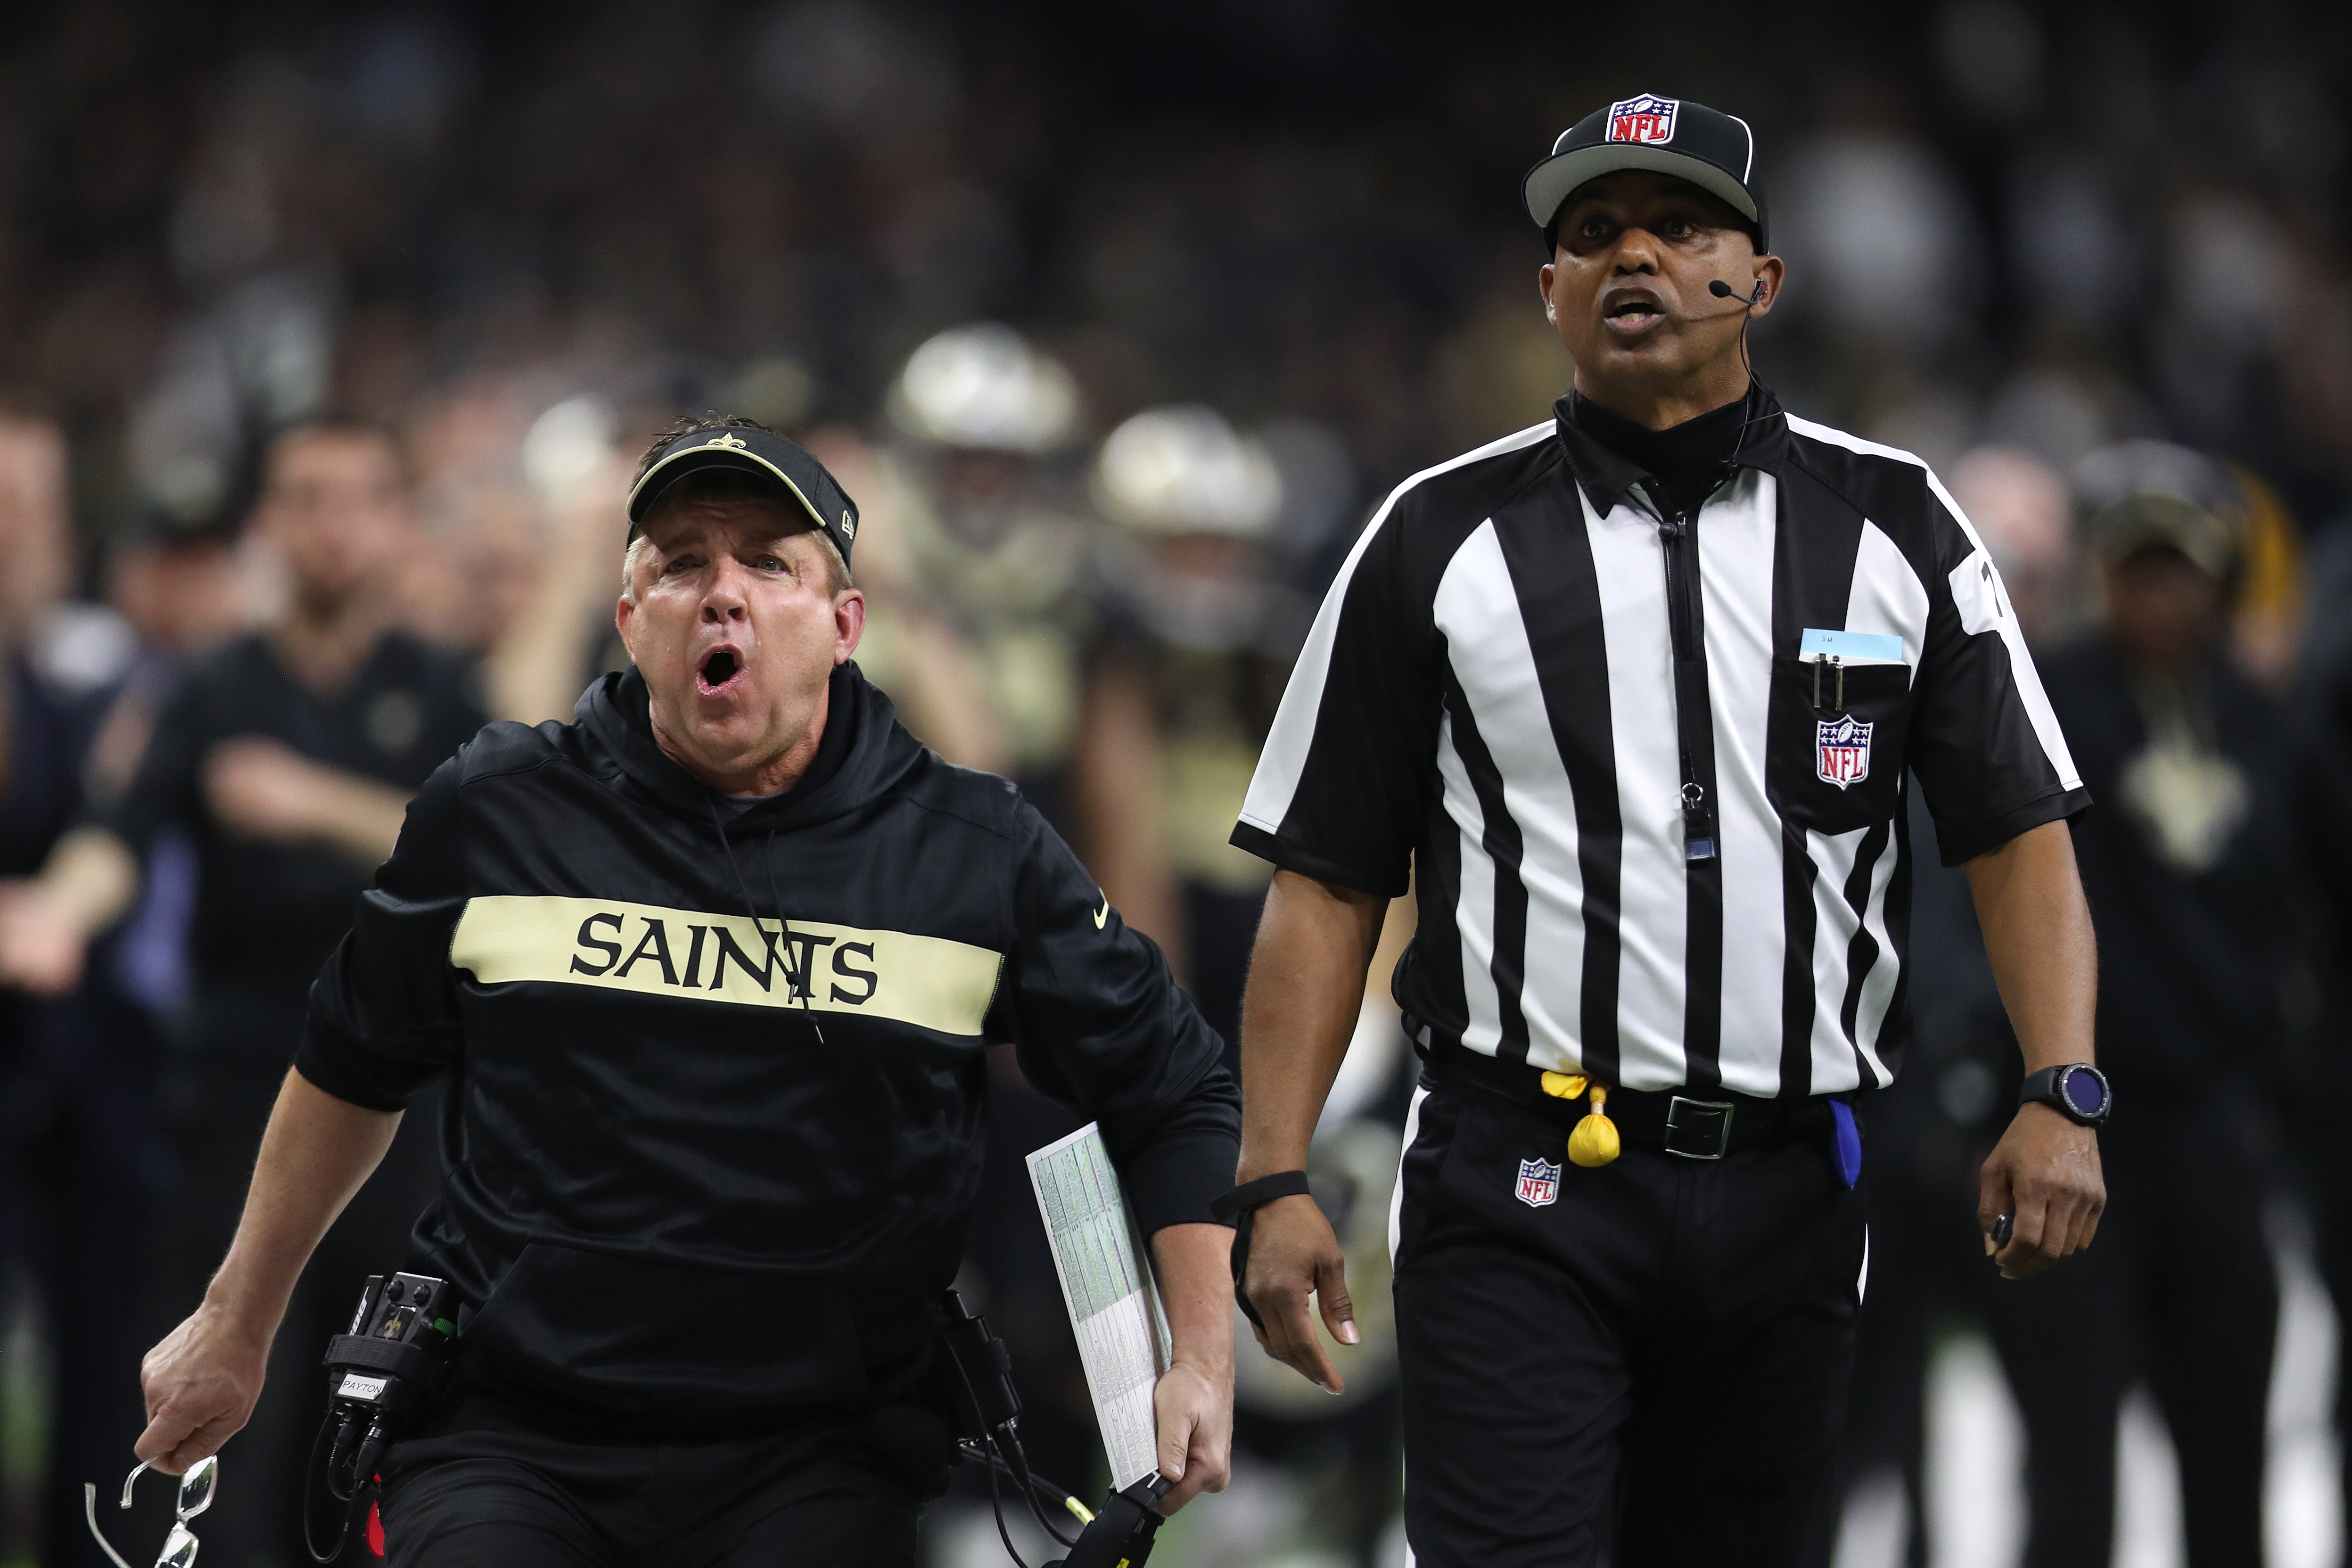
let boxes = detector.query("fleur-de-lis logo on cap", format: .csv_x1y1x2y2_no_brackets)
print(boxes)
703,433,748,450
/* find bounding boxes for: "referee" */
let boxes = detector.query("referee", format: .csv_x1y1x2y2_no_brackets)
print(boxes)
1218,97,2108,1563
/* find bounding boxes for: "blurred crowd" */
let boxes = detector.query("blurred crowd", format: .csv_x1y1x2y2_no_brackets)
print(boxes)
0,1,2349,1565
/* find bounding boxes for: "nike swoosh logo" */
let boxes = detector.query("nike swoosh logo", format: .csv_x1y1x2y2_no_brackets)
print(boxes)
1094,894,1110,929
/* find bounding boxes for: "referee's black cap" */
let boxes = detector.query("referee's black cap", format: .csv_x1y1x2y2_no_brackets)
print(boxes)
625,421,860,568
1525,94,1768,253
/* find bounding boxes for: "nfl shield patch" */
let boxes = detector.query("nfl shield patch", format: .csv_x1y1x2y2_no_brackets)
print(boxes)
1817,714,1874,789
1515,1157,1562,1208
1606,94,1680,146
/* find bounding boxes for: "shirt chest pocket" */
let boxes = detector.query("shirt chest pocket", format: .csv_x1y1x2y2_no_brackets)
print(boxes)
1766,656,1912,836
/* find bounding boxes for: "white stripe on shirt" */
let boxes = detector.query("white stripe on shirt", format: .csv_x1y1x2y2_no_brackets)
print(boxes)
1582,485,1688,1089
1435,707,1505,1054
1697,471,1788,1095
1435,520,1589,1071
1241,422,1555,838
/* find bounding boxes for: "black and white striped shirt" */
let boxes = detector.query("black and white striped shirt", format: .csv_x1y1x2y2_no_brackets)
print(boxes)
1231,388,2088,1097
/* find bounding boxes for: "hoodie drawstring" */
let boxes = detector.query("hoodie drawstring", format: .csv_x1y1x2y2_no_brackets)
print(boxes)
706,798,827,1047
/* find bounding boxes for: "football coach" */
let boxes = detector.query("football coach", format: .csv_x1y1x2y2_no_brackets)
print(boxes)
131,416,1237,1565
1217,96,2108,1563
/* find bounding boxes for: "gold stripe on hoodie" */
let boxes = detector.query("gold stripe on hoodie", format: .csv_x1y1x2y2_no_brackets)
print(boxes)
450,895,1002,1037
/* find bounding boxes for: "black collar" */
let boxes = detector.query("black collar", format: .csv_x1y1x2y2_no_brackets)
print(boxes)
582,660,918,831
1552,381,1788,517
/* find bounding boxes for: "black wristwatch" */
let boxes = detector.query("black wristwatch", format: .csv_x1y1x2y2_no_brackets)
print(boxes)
2020,1063,2112,1127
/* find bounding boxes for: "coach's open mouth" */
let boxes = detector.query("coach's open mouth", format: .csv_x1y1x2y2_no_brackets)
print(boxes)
698,647,743,694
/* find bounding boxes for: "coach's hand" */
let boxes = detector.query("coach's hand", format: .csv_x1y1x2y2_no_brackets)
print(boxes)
1242,1193,1359,1394
136,1302,272,1475
1978,1101,2105,1280
1149,1220,1233,1513
1151,1353,1233,1514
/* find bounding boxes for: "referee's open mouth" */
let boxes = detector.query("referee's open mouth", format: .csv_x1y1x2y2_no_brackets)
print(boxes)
1600,285,1669,339
697,644,747,697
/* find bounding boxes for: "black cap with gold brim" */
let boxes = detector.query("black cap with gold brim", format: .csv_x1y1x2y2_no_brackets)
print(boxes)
625,423,860,567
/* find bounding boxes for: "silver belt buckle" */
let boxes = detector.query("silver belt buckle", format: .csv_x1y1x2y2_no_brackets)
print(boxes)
1664,1096,1735,1159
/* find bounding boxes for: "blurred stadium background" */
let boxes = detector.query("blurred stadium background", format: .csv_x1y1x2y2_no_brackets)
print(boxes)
2,1,2350,1565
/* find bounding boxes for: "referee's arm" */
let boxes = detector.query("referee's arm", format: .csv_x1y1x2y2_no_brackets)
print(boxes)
1966,822,2105,1279
1225,493,1432,1393
1912,480,2106,1281
1233,870,1386,1393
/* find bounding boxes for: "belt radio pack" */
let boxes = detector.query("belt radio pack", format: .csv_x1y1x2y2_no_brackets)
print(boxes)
938,1290,1170,1568
297,1276,1161,1567
303,1272,461,1563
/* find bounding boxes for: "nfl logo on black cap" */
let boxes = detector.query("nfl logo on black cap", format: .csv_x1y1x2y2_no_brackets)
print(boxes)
1523,91,1768,252
1606,94,1679,146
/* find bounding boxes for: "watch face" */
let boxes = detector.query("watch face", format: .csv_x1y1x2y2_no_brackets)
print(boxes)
2060,1066,2108,1119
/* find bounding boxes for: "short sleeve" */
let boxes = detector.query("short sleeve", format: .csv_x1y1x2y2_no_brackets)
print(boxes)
293,761,470,1108
989,797,1240,1235
1908,477,2092,865
1229,510,1437,896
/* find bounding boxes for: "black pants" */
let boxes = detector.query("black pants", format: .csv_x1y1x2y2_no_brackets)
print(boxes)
1833,1122,1998,1568
377,1396,953,1568
1985,1100,2275,1568
1392,1083,1864,1568
1833,1044,2014,1568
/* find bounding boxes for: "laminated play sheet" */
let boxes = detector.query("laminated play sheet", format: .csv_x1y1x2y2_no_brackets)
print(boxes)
1026,1122,1171,1488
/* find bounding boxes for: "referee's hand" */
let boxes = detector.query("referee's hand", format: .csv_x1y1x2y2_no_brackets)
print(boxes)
1241,1193,1360,1393
1977,1101,2105,1280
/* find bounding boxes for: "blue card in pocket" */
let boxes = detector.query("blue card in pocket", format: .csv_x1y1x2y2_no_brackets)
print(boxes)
1829,1099,1863,1189
1800,628,1904,664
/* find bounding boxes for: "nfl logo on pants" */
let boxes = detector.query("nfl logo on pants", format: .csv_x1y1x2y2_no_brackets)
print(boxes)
1816,714,1874,789
1516,1157,1561,1208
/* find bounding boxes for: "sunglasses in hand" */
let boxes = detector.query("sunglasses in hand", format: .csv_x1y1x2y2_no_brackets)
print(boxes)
85,1455,218,1568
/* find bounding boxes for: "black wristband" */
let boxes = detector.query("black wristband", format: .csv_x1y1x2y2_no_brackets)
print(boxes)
1209,1171,1312,1224
1209,1172,1313,1330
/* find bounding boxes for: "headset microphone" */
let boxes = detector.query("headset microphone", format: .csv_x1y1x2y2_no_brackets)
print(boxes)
1704,278,1768,467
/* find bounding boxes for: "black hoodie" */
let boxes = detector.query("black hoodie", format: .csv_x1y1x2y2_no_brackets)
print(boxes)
296,662,1239,1435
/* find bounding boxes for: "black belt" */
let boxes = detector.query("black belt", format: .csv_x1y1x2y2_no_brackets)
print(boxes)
1419,1040,1840,1161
